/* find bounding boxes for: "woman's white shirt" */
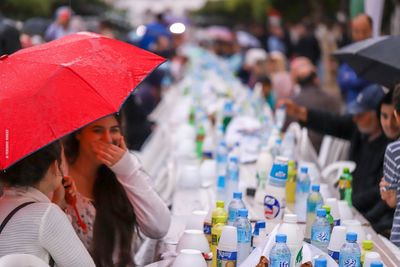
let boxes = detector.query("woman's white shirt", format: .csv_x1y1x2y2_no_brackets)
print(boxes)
0,187,95,267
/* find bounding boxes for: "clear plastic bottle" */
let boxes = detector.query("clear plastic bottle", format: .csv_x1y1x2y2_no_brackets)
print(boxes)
311,208,331,252
212,201,228,227
285,160,297,204
216,140,228,178
295,166,311,222
226,156,240,203
255,146,274,204
314,257,327,267
339,232,361,267
233,209,252,265
269,234,291,267
305,184,324,240
222,101,234,133
322,205,334,233
361,239,374,266
275,105,286,131
271,138,282,159
227,192,246,225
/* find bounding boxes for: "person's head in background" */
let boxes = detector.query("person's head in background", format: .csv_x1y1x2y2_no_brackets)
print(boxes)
351,13,373,42
267,51,287,73
258,75,272,98
392,84,400,127
290,56,317,87
55,6,72,28
348,84,384,136
0,141,63,197
378,90,400,140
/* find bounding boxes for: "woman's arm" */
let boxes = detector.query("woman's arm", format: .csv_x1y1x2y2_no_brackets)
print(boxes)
110,151,171,239
39,204,95,267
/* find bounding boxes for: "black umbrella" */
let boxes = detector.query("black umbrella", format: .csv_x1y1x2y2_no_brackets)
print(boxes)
22,17,51,36
333,36,400,89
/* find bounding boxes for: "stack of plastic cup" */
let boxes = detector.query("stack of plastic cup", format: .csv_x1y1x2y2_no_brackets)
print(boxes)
363,252,382,267
327,226,347,263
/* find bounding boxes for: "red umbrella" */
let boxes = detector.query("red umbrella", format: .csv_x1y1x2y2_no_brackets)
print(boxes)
0,32,165,170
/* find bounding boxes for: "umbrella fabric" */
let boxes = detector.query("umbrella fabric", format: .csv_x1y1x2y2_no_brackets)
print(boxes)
0,32,165,170
333,36,400,88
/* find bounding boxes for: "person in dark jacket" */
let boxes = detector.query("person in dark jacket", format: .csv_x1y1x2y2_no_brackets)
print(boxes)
0,14,21,55
278,84,393,235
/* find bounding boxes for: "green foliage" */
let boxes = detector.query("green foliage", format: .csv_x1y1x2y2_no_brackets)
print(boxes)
0,0,52,19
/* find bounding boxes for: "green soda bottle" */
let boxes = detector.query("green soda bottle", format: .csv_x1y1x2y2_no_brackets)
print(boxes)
323,205,334,232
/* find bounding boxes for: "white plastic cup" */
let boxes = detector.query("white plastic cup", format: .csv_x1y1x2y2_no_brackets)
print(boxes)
363,252,381,267
176,230,210,254
342,219,366,243
186,210,208,231
172,249,207,267
327,226,347,262
338,200,353,220
326,198,341,225
178,165,201,189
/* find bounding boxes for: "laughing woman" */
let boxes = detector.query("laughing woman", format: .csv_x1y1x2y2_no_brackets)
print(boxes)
63,115,171,267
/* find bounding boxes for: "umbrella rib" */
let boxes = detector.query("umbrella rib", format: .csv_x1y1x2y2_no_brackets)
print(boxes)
62,65,118,111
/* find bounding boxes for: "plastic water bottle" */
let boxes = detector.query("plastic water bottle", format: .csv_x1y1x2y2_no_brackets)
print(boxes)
311,208,331,252
216,140,228,178
295,166,311,222
361,240,374,266
322,205,334,232
275,105,286,131
339,232,361,267
281,132,296,159
255,146,274,204
285,160,297,204
222,101,234,133
271,138,282,158
227,156,240,203
252,221,267,249
216,176,227,208
305,184,324,240
314,257,327,267
269,234,291,267
264,157,288,223
234,209,252,265
227,192,246,225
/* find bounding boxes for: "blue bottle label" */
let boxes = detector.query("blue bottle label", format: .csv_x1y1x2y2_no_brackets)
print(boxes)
216,250,237,267
204,223,211,235
228,209,237,222
328,249,339,262
334,219,340,226
270,258,290,267
311,228,330,242
339,256,361,267
237,228,252,243
269,162,288,187
264,195,282,219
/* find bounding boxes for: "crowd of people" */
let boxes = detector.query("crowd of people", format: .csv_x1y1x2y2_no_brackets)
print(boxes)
1,3,400,266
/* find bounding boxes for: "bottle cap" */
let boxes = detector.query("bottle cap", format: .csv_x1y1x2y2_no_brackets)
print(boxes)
275,234,287,243
230,156,239,163
362,239,374,250
346,232,358,242
283,214,297,223
314,257,327,267
311,184,320,192
233,192,242,199
216,200,225,208
343,167,350,173
322,205,331,214
370,261,383,267
238,209,248,217
300,166,308,173
316,208,327,217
